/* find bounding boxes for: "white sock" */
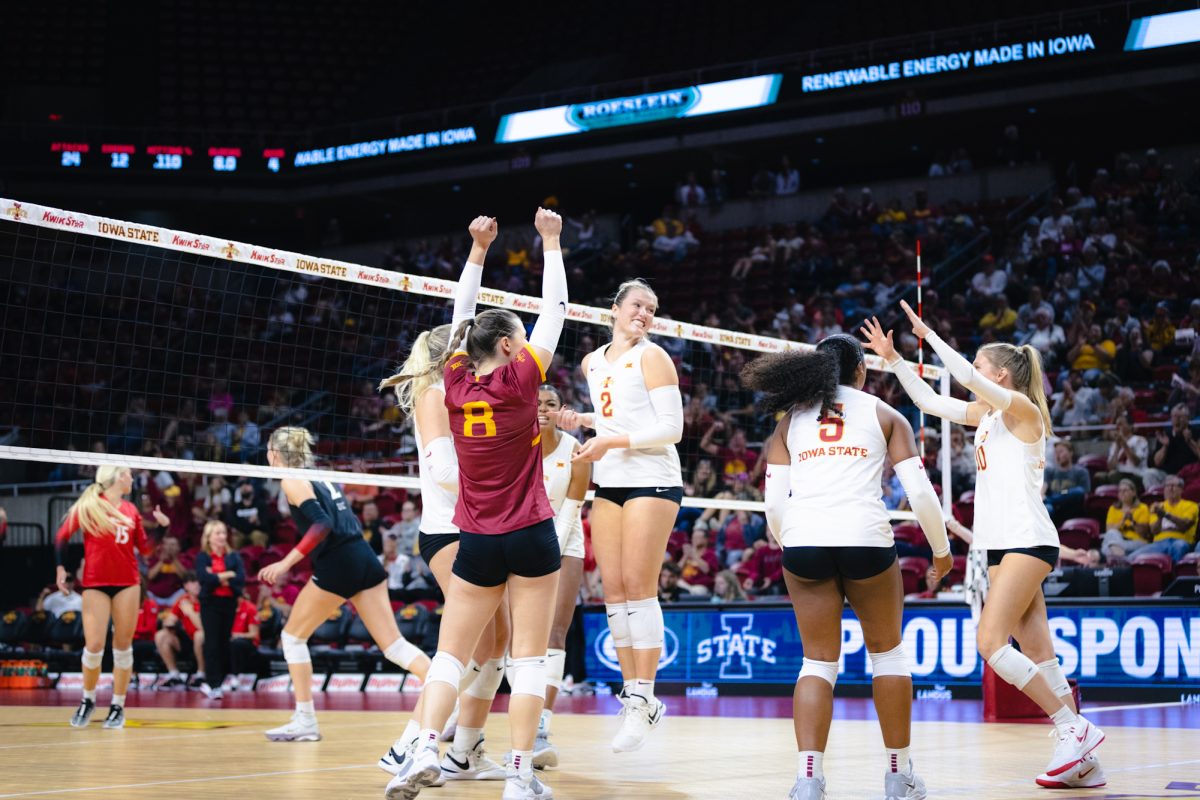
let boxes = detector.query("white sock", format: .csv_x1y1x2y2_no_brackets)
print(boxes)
798,751,824,780
400,718,420,747
511,749,533,776
622,679,635,698
296,700,315,715
417,727,439,750
1050,705,1078,736
111,694,126,709
194,672,205,679
167,670,180,679
83,689,96,702
451,725,482,756
632,679,655,704
539,708,552,735
885,747,910,774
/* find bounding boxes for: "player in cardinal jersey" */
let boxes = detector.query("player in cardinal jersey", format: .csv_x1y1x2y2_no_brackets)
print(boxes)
864,304,1105,789
386,208,568,800
533,383,591,768
257,426,429,744
744,335,950,800
54,465,166,729
554,278,683,753
375,217,516,785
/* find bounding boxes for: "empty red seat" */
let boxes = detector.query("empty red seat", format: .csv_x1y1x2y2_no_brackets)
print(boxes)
1077,454,1107,475
1141,486,1165,505
1176,552,1200,577
1084,485,1120,521
1130,552,1174,596
1058,518,1100,550
899,556,930,595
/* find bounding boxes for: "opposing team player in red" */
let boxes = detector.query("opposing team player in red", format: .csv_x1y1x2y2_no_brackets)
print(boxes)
258,426,430,743
744,335,950,800
386,207,568,800
54,465,167,728
864,303,1105,788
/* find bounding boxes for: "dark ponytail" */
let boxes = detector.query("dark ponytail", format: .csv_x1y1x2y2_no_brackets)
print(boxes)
740,350,840,418
439,309,522,372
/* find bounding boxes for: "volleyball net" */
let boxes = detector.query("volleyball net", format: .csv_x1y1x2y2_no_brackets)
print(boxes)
0,197,949,519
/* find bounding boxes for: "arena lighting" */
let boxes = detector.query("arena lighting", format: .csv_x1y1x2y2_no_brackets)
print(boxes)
493,74,783,143
1125,8,1200,51
800,33,1098,93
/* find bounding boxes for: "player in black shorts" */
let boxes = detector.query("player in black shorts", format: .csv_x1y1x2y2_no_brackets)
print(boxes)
258,426,430,742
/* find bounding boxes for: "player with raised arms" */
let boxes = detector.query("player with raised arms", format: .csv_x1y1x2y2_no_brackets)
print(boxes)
743,335,950,800
55,465,167,729
554,278,683,752
862,302,1105,789
376,217,514,784
385,207,568,800
531,383,591,767
258,426,430,743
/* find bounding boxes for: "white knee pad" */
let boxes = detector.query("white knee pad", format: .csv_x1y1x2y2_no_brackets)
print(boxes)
464,657,505,701
459,659,480,692
508,656,547,699
426,651,466,690
868,644,911,679
626,597,664,650
545,648,566,691
1037,658,1071,698
112,647,134,671
383,637,424,671
988,644,1038,690
81,649,103,670
798,657,839,688
281,631,311,665
605,603,632,648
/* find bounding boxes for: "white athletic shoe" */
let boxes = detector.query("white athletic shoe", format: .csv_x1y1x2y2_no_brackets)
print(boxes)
532,732,559,769
69,698,96,728
884,762,927,799
440,734,506,780
611,695,665,752
439,702,459,742
1037,752,1107,788
788,776,826,800
264,711,321,742
101,705,126,730
502,767,554,799
384,743,441,800
1044,716,1104,777
379,739,445,785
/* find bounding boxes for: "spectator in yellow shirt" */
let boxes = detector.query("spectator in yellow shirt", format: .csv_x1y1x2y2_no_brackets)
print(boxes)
979,294,1018,336
1144,302,1176,353
1068,323,1116,381
1100,478,1154,561
1143,476,1199,561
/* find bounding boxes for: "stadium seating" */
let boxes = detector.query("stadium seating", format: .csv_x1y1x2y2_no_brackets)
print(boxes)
1059,518,1101,551
1130,552,1175,597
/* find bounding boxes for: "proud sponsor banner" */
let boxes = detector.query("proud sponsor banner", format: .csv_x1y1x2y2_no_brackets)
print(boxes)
584,603,1200,689
326,673,366,693
0,197,941,378
365,673,405,693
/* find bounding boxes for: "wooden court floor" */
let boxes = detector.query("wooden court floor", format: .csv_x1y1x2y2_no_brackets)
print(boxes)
0,704,1197,799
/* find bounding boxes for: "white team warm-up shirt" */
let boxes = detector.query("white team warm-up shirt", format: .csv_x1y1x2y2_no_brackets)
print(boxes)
971,409,1059,550
781,385,893,547
413,383,458,535
586,340,682,488
542,431,577,513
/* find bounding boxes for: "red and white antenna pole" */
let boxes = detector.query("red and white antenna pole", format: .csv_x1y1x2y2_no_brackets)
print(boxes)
916,239,925,459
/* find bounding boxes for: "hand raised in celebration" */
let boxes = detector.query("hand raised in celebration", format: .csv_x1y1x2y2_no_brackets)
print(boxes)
467,216,498,247
859,316,899,363
899,299,933,339
534,207,563,238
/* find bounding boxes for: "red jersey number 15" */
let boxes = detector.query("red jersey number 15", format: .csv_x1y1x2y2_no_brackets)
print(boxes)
462,401,497,438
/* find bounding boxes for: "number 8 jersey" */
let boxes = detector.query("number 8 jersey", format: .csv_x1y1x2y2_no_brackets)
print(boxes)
444,345,554,534
781,385,892,547
586,339,682,488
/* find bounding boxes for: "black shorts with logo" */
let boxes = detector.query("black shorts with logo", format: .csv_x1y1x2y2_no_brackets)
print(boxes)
594,486,684,506
453,519,560,588
783,545,898,581
311,537,388,599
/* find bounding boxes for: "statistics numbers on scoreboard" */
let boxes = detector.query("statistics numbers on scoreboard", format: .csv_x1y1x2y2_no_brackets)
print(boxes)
50,141,286,174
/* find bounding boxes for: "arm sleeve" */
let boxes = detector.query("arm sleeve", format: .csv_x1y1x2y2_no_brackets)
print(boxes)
554,498,583,544
887,355,971,424
894,456,951,557
529,249,567,353
424,436,460,495
924,332,1013,412
626,385,684,449
450,260,484,349
763,464,790,546
294,499,333,557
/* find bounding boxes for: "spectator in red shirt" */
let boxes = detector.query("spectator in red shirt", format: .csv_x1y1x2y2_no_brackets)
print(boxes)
229,588,261,681
131,582,160,685
737,538,784,595
154,572,205,690
679,529,721,592
700,422,759,478
146,535,186,606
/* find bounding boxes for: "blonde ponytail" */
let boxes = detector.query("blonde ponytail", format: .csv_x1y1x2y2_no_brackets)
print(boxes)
268,426,315,468
979,342,1054,437
379,324,451,413
67,465,133,538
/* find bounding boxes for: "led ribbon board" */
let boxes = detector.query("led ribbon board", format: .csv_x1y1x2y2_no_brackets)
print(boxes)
1125,8,1200,51
494,74,783,144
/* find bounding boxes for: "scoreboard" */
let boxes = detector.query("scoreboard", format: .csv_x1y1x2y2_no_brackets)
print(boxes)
51,141,286,174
